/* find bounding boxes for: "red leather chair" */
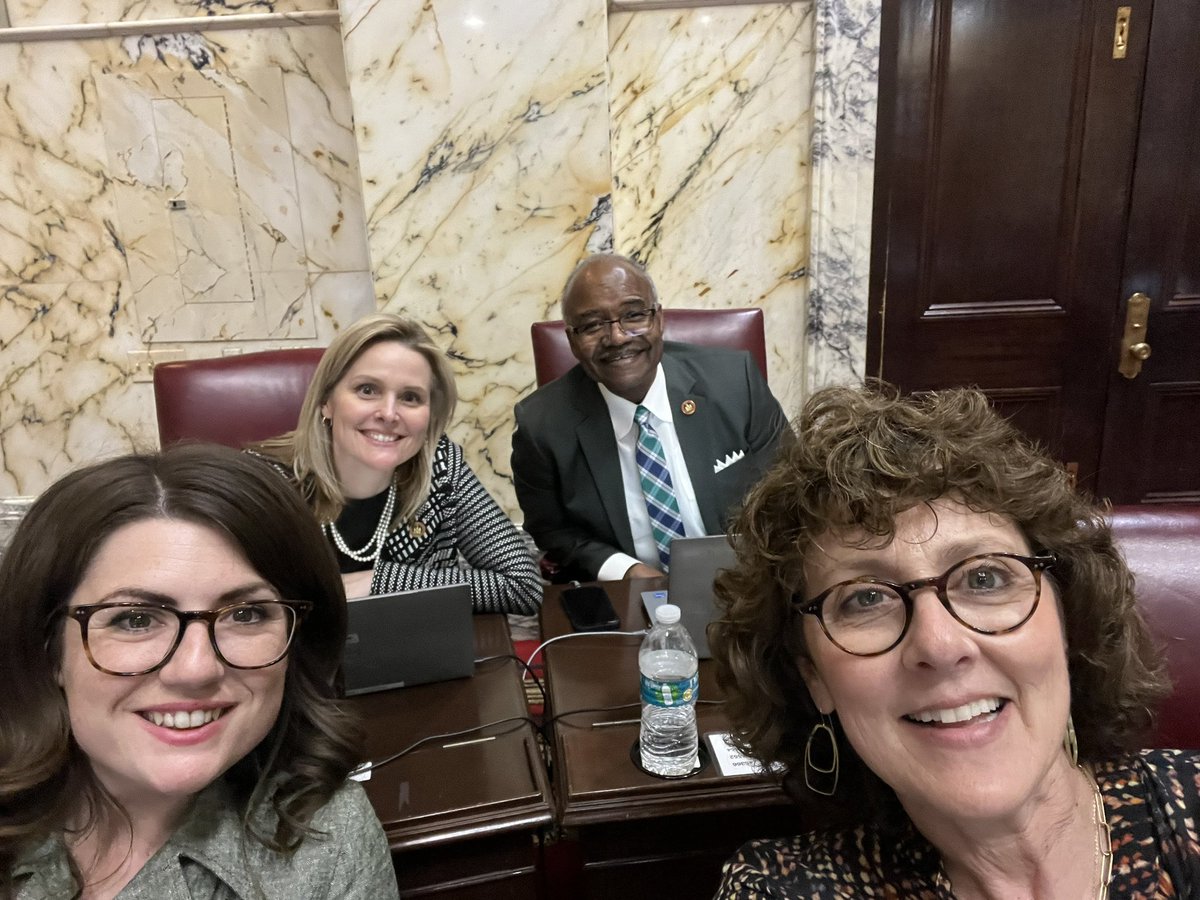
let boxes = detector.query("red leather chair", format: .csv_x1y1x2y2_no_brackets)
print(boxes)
153,348,325,448
530,307,768,387
1110,504,1200,749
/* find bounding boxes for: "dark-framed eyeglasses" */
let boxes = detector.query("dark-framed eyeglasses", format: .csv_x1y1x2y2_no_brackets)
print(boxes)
66,600,312,676
566,305,660,341
792,552,1056,657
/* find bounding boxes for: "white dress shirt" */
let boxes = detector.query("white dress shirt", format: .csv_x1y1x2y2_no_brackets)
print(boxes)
595,365,707,581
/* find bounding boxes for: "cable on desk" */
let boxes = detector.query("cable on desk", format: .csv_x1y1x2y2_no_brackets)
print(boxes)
357,714,539,776
542,697,726,730
521,628,648,682
542,702,640,728
473,652,547,703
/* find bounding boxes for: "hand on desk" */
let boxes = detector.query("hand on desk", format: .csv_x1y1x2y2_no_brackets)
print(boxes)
342,569,374,598
623,562,664,580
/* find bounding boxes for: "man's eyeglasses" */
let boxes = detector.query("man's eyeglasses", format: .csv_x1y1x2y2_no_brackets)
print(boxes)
792,552,1055,657
566,305,660,341
66,600,312,676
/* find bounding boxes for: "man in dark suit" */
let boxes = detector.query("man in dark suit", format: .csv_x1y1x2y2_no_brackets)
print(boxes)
511,254,789,581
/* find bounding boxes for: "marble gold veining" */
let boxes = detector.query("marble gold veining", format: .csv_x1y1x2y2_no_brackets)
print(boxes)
0,15,371,497
97,65,317,340
340,0,613,515
3,0,881,520
0,280,152,495
5,0,336,28
608,2,813,420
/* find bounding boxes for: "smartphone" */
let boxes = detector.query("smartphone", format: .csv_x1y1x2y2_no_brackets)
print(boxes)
561,585,621,632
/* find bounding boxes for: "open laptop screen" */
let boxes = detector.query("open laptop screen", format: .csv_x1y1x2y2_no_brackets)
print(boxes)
342,583,473,695
641,534,737,659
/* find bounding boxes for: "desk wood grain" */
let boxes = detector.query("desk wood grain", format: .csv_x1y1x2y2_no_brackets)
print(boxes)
541,579,791,825
346,614,551,896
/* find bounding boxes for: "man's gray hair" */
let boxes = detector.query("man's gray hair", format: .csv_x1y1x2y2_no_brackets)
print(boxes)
559,253,659,312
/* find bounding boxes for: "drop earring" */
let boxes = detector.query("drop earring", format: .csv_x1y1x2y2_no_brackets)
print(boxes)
1064,713,1079,766
804,713,839,797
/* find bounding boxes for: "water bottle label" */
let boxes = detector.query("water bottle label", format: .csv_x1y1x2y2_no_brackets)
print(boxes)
640,672,699,707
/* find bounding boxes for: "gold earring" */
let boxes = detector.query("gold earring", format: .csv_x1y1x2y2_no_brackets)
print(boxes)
804,713,839,797
1064,713,1079,766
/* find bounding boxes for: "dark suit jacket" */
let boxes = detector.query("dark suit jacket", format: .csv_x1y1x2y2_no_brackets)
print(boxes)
511,342,789,580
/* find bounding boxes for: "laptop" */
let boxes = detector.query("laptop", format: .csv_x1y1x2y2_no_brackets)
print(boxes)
641,534,738,659
342,583,474,695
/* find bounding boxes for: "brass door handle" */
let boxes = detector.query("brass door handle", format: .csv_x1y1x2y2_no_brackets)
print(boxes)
1118,293,1152,379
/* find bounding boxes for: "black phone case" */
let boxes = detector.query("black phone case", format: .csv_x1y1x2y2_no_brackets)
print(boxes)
561,586,621,632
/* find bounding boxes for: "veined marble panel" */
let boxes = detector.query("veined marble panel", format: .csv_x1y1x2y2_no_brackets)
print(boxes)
0,280,154,496
608,3,813,420
6,0,335,28
341,0,612,514
0,40,126,286
806,0,879,390
97,66,317,341
0,23,372,497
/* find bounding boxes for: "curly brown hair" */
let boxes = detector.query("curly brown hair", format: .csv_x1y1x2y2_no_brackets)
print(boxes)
710,383,1169,825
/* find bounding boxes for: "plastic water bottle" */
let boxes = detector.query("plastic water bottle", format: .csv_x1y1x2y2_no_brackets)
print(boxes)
639,603,699,776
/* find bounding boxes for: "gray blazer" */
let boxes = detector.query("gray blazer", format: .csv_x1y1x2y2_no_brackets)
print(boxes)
512,342,789,579
15,780,398,899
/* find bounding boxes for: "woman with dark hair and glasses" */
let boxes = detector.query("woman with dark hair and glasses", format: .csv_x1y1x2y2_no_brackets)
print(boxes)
0,445,398,899
711,384,1199,898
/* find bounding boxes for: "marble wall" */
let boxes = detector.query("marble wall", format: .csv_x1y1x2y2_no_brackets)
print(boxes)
808,0,879,389
607,2,812,404
0,2,374,498
342,0,863,517
340,0,613,513
0,0,879,516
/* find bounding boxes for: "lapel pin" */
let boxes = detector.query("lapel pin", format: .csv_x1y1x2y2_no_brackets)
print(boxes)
409,521,427,539
681,399,697,416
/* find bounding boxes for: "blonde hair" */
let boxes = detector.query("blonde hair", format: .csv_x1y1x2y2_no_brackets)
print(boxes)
254,314,457,525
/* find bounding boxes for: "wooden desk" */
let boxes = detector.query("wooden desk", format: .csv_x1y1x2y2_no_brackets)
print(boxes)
347,614,552,898
541,580,800,897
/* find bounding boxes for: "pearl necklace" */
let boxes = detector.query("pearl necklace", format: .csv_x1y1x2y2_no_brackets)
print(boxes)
324,482,396,563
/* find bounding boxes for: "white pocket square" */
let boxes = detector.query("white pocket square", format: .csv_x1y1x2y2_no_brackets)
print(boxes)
713,450,746,474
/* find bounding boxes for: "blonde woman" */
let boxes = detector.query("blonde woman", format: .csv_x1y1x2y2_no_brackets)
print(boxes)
253,314,540,615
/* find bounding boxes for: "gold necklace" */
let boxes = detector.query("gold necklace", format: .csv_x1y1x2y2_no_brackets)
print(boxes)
934,766,1112,898
1086,764,1113,900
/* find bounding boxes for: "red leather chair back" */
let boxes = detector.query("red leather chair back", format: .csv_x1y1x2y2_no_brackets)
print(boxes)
153,348,325,448
1110,504,1200,749
530,307,768,387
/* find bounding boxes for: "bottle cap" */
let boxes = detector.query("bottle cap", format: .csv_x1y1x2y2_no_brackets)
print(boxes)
655,603,682,625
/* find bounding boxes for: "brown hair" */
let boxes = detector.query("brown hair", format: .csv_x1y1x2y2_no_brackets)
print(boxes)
710,383,1170,825
253,313,458,523
0,445,363,889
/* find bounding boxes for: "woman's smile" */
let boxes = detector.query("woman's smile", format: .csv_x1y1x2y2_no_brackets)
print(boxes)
322,341,433,498
800,498,1073,822
59,519,287,808
903,696,1005,726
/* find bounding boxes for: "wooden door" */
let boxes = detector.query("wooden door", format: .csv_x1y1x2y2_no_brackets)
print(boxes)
1095,0,1200,502
868,1,1156,497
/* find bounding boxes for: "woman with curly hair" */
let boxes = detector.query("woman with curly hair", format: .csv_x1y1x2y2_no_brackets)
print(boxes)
712,384,1197,898
0,445,398,899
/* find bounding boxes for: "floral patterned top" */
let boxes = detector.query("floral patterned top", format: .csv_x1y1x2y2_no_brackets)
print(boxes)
716,749,1200,898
